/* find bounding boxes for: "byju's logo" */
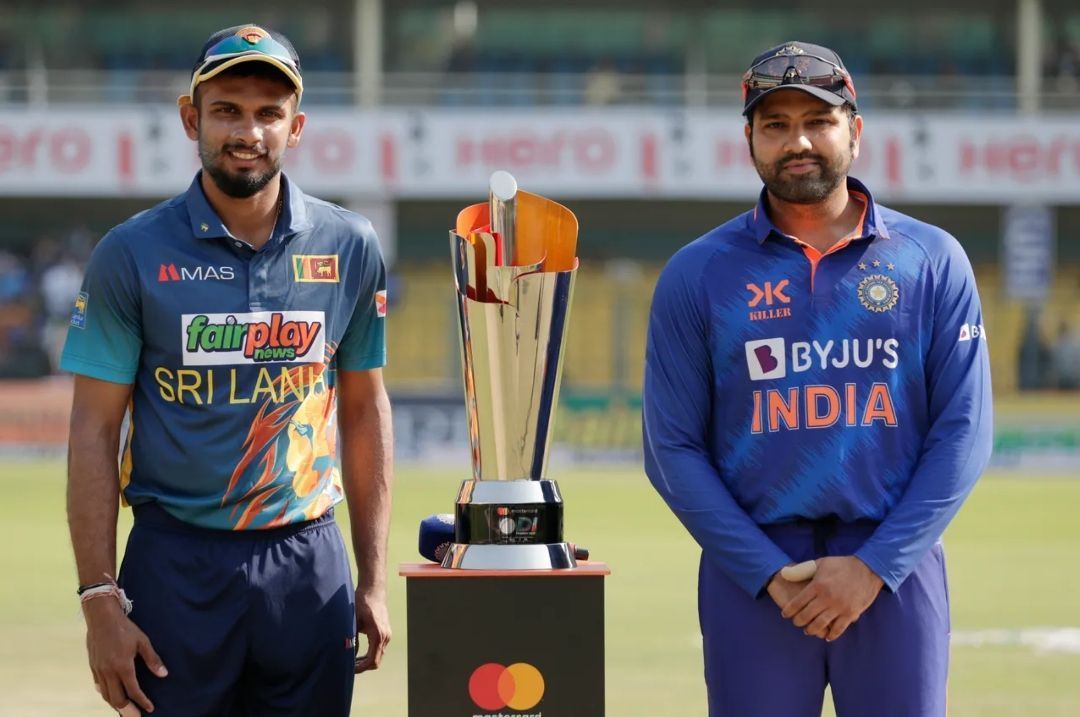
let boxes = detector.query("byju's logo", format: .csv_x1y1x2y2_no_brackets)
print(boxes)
468,662,545,713
745,338,786,381
958,323,985,342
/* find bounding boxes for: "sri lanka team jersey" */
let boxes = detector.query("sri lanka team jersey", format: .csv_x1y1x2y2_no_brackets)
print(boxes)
643,178,993,596
61,173,387,530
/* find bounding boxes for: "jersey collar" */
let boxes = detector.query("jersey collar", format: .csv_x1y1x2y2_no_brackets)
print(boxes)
748,176,891,244
184,171,314,244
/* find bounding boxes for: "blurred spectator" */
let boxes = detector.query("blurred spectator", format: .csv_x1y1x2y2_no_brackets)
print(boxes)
1051,321,1080,390
37,235,87,372
0,250,50,379
0,299,50,378
584,59,622,105
1016,307,1051,390
0,229,90,379
1053,41,1080,94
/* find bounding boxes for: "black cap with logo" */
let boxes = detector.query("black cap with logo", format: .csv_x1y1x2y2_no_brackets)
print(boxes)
742,41,857,116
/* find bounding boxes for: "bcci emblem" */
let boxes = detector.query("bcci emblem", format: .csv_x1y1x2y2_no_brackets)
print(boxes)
857,274,899,313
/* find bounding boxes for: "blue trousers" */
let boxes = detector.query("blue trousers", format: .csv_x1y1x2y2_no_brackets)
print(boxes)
700,521,950,717
118,503,356,717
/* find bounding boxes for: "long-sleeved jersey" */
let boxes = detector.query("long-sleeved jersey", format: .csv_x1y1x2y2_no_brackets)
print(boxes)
643,177,993,597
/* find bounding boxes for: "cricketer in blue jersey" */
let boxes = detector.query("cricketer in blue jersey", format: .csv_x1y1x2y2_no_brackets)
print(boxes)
643,42,992,717
62,26,393,717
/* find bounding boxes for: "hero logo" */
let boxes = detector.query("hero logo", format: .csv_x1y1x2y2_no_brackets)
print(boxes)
746,337,900,381
181,311,325,366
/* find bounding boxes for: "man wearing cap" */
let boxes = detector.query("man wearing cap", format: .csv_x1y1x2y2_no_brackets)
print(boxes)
63,25,392,716
643,41,992,715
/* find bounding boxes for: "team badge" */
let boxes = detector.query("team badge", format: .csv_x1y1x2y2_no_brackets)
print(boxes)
236,26,269,45
857,274,899,313
375,290,387,318
293,255,339,283
70,292,88,329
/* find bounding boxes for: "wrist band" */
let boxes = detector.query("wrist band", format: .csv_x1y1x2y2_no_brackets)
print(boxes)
77,575,134,616
77,581,112,596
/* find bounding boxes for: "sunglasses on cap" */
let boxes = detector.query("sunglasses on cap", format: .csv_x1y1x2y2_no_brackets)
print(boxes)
179,28,303,106
741,49,856,104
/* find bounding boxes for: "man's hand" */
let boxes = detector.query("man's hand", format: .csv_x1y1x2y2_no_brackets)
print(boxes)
766,573,806,612
354,587,391,674
84,599,167,713
782,556,884,641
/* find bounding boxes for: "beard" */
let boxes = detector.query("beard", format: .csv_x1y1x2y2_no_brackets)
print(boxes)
199,138,282,199
751,140,854,204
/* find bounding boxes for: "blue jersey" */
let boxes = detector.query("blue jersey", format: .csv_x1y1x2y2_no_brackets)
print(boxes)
61,173,387,530
643,178,992,596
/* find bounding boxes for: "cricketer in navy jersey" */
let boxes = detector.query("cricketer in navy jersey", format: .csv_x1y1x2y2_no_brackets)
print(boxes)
644,41,992,717
62,25,393,717
62,173,386,530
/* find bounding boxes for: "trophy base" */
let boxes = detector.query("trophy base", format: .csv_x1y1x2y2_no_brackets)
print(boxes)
441,542,577,570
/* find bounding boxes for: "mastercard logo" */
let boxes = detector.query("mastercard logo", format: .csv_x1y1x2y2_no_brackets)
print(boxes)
468,662,545,711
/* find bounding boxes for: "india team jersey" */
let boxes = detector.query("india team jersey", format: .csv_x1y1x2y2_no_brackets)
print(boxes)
61,174,387,530
643,178,993,596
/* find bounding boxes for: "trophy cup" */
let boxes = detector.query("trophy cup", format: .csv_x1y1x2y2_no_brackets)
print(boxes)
443,171,579,570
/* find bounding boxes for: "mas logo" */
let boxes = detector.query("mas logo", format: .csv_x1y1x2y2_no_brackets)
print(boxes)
469,662,545,713
293,255,339,283
70,291,89,329
158,264,235,282
181,311,325,366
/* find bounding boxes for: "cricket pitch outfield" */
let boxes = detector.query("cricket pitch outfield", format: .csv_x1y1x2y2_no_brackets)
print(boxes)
2,462,1078,716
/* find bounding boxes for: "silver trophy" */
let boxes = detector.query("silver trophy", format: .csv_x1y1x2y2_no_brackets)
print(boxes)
443,171,579,570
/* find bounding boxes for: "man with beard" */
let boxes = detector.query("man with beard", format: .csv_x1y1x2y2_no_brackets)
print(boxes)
642,42,992,716
61,25,393,717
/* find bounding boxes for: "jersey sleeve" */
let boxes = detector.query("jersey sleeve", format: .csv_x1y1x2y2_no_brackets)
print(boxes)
59,231,143,384
643,249,792,598
854,234,993,591
337,220,387,372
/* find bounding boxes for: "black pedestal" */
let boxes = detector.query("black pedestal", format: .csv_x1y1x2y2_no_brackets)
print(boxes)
400,562,609,717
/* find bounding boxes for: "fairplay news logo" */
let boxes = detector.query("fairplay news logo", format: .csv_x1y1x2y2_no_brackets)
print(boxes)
468,662,545,716
181,311,326,366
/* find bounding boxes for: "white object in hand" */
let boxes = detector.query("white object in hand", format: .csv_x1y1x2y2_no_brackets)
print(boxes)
780,560,818,582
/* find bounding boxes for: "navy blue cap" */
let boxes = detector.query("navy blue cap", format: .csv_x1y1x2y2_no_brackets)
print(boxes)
742,41,857,116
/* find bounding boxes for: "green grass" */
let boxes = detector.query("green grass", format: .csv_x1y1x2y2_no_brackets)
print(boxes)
2,462,1078,716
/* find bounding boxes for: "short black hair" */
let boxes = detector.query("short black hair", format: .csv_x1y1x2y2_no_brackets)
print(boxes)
747,101,856,127
193,63,299,109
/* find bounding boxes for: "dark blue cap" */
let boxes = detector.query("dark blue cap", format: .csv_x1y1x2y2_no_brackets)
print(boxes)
742,41,857,116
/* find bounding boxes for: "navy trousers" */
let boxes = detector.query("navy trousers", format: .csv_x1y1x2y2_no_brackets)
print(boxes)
700,521,950,717
118,503,356,717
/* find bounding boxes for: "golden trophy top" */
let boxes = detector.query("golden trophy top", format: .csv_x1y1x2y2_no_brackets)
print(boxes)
449,172,579,482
